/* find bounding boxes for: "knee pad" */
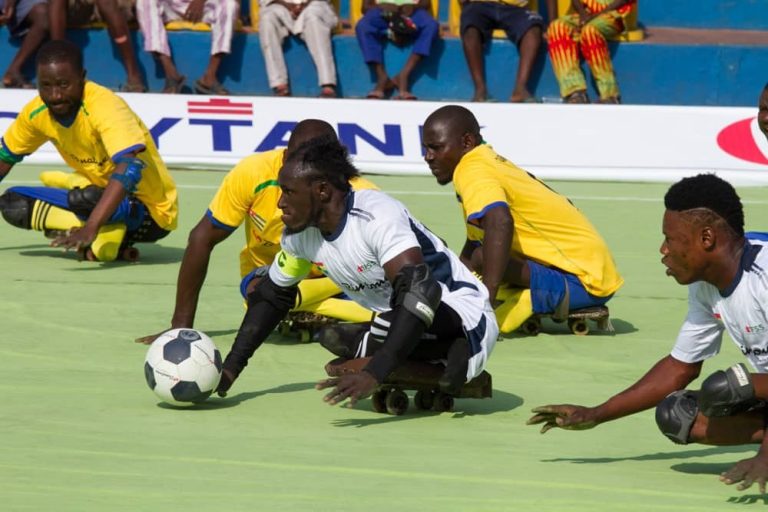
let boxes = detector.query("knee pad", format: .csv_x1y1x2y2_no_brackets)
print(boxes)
699,363,756,417
655,390,699,445
246,274,298,313
391,263,442,327
68,185,104,219
0,191,34,229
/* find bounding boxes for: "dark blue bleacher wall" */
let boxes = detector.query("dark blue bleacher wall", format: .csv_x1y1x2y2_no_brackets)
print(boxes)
0,0,766,108
640,1,768,30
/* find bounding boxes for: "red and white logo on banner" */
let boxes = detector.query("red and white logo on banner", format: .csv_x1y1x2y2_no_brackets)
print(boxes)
717,117,768,166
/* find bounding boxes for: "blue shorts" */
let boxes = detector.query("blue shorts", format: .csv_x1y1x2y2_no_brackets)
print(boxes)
528,260,612,314
0,0,46,37
460,2,543,44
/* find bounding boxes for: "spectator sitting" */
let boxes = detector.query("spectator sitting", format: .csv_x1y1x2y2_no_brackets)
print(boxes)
49,0,147,92
258,0,339,98
135,0,238,94
0,0,49,88
546,0,635,104
459,0,552,102
356,0,439,100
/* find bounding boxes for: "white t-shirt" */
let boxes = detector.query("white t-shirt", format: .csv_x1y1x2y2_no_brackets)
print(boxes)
269,189,498,379
672,236,768,372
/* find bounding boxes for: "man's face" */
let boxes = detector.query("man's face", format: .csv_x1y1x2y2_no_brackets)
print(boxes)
278,162,318,234
660,210,706,285
758,87,768,141
37,61,85,122
422,120,467,186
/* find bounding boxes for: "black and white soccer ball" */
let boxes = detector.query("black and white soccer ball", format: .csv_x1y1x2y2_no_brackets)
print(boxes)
144,328,222,406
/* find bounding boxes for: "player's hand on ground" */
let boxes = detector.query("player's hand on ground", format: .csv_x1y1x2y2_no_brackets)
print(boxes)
51,226,96,253
316,372,378,407
526,404,598,433
215,368,237,398
720,455,768,493
135,331,166,345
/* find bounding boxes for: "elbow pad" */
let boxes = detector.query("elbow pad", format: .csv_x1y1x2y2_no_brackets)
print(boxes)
110,157,146,192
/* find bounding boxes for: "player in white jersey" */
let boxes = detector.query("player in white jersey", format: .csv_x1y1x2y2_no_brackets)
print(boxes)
528,174,768,494
216,136,498,405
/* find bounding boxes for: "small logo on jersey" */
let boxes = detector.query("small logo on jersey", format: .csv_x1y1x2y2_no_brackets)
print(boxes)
249,209,266,231
742,345,768,356
341,279,387,292
312,261,326,274
357,262,375,273
713,313,722,320
745,324,765,334
278,252,287,268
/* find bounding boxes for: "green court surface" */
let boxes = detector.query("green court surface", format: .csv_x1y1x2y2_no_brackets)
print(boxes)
2,165,768,511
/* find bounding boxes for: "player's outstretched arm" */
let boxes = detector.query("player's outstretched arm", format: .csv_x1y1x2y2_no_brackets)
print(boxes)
527,355,702,433
134,216,232,344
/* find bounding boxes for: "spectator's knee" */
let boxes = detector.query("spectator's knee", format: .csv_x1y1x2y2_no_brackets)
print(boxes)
28,3,51,31
655,390,699,445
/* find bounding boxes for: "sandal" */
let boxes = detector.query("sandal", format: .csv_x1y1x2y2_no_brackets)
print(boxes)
194,78,230,95
366,89,387,99
393,91,417,100
563,90,590,104
162,75,186,94
319,85,337,98
3,74,34,89
274,84,291,97
120,82,147,93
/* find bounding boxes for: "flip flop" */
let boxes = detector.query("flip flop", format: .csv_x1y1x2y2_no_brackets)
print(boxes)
162,75,186,94
394,92,417,100
366,89,387,99
120,82,147,93
194,78,230,95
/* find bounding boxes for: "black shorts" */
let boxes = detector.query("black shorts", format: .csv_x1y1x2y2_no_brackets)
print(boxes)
460,2,544,44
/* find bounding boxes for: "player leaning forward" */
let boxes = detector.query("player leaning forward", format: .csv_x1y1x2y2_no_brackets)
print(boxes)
0,40,178,261
216,136,499,404
529,174,768,493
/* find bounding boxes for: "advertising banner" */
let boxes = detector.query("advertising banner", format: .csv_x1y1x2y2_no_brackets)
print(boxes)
1,89,766,183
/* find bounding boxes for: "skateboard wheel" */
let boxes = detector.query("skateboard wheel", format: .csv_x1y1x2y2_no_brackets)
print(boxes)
371,389,388,413
120,246,140,262
414,389,435,410
568,318,589,335
432,392,454,413
385,389,409,416
521,317,541,336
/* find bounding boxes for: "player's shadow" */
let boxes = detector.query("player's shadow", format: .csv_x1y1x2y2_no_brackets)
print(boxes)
329,389,524,428
14,244,184,266
541,445,755,465
726,495,768,505
217,381,318,405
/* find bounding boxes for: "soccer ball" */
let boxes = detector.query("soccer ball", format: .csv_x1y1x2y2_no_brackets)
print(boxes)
144,328,222,406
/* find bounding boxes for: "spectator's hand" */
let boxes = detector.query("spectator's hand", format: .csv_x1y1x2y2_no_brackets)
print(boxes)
51,226,97,254
526,404,599,433
0,3,16,25
721,455,768,493
183,0,206,23
135,331,168,345
316,371,379,407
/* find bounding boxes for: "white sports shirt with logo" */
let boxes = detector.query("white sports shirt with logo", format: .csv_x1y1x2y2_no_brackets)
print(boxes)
269,189,498,380
672,236,768,372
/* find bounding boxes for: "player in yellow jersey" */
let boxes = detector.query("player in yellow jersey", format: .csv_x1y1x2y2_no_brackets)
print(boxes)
421,105,623,333
135,119,378,345
0,40,178,262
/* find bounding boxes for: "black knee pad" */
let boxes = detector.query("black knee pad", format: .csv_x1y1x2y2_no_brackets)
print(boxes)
391,263,442,327
655,390,699,445
313,322,371,358
68,185,104,218
0,191,34,229
699,363,756,417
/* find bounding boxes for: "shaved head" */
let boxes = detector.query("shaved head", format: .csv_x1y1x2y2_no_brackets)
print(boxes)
286,119,337,155
423,105,481,141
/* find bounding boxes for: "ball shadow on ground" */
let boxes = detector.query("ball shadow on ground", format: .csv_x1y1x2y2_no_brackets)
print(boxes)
156,381,318,411
328,389,524,428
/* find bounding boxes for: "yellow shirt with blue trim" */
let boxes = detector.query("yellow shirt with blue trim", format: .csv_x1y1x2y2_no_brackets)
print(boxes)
0,81,178,230
453,144,623,297
206,148,379,278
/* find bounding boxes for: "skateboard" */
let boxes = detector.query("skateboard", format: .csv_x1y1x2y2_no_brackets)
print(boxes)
325,356,493,415
279,311,338,342
520,306,612,336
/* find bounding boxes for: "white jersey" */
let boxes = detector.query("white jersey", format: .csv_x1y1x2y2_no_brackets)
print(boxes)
672,236,768,372
269,189,498,379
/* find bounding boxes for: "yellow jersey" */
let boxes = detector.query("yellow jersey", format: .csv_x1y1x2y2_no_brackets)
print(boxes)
453,144,623,297
0,81,178,230
207,148,379,278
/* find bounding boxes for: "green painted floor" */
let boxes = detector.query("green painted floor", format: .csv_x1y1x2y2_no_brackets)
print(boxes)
2,165,767,511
